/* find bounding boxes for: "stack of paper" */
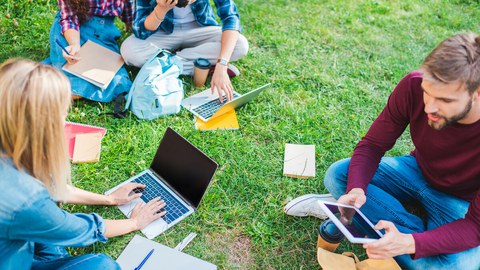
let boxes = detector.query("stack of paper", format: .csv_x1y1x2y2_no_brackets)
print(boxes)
64,122,106,163
283,143,316,178
194,110,239,131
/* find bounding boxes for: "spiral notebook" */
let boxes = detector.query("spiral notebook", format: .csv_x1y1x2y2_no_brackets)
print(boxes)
64,122,107,162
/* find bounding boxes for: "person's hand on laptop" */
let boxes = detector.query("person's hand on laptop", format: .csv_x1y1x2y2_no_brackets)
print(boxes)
107,183,146,206
211,64,233,103
130,197,167,229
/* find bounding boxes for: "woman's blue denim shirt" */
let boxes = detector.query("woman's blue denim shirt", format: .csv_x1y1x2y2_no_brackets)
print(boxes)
0,158,107,270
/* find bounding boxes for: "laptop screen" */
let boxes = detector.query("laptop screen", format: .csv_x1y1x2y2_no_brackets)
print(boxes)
150,127,218,208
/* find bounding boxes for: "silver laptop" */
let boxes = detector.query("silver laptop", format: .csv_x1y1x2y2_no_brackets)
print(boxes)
181,83,271,122
106,127,218,239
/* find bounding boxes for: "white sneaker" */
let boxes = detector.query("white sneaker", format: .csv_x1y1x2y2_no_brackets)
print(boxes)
283,194,336,219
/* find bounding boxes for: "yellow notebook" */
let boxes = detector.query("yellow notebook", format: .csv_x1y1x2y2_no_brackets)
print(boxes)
62,40,124,89
194,110,239,131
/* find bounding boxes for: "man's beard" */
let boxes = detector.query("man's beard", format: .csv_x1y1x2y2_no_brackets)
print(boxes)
428,99,473,130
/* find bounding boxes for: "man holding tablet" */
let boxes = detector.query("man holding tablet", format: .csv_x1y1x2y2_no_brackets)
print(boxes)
316,201,384,243
285,33,480,269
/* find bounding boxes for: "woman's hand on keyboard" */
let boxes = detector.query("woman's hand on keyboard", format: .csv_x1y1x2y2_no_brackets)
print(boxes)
130,197,167,229
107,183,146,205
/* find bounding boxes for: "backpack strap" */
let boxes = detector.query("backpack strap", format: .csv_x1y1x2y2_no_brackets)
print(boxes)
112,93,127,118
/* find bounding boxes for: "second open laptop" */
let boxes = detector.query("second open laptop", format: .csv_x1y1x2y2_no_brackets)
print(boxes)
181,83,271,122
106,127,218,239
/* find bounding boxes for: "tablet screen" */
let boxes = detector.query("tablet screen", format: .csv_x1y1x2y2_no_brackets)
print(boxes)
323,203,381,239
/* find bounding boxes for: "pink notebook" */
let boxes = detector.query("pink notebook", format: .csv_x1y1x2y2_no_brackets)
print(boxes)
64,122,107,159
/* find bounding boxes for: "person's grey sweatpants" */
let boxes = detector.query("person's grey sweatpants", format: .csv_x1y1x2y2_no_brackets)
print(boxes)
120,22,249,75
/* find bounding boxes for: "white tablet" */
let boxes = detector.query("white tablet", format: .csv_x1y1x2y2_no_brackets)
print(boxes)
318,201,383,244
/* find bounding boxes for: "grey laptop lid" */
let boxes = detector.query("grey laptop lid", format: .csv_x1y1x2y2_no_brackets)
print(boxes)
208,83,271,120
181,83,271,121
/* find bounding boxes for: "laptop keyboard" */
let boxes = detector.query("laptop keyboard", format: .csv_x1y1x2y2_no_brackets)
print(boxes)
193,92,240,119
132,173,190,224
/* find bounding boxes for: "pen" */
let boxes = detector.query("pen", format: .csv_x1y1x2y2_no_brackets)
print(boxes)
134,248,154,270
55,38,71,56
174,232,197,251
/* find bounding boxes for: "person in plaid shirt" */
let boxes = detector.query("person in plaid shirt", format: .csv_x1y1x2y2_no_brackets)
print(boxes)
120,0,249,103
44,0,133,102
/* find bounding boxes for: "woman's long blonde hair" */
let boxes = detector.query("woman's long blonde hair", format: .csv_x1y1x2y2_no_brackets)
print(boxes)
0,59,71,201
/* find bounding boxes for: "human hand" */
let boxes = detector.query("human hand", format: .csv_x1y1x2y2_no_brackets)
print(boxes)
130,197,166,230
63,44,81,64
107,183,145,206
337,188,366,209
363,220,415,259
211,64,233,103
156,0,178,12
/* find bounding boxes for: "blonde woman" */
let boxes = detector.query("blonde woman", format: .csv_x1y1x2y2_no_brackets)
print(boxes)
0,59,166,270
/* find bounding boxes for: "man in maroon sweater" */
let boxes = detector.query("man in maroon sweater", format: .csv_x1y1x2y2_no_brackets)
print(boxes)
285,34,480,269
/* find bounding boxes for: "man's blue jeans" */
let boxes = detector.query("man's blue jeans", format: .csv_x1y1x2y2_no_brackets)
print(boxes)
324,155,480,270
32,243,120,270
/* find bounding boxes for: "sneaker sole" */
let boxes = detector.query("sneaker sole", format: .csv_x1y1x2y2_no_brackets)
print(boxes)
283,194,336,217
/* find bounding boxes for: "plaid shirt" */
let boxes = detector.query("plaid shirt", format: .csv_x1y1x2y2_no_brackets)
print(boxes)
58,0,133,33
133,0,241,40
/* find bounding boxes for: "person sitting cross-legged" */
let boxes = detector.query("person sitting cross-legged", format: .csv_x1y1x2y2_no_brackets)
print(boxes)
44,0,133,102
120,0,249,103
285,33,480,270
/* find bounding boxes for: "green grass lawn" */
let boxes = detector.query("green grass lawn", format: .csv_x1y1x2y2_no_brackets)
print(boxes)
1,0,479,269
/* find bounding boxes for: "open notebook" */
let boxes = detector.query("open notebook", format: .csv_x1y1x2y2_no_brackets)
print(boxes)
62,40,124,89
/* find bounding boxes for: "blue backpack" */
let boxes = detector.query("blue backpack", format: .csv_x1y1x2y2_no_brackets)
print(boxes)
124,50,184,120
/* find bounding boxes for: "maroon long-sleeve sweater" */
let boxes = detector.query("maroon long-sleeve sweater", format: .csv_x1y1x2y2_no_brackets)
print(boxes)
346,71,480,259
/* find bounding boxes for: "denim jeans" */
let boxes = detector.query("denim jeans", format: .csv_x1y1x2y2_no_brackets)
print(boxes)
31,243,120,270
324,155,480,270
44,14,131,102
